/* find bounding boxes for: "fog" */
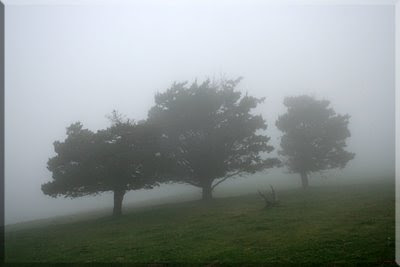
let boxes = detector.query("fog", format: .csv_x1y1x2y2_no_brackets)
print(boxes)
5,1,394,225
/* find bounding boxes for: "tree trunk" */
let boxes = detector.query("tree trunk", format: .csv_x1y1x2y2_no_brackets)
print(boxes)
300,172,309,189
202,181,213,201
113,189,125,217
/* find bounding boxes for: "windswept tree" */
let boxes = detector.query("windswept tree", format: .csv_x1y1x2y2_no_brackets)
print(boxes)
148,78,280,200
41,111,164,216
276,95,355,188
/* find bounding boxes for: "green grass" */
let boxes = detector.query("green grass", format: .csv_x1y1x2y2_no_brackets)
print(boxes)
5,180,395,264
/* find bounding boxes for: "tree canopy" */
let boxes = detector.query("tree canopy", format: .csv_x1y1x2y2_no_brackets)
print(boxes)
276,95,355,188
41,111,164,216
148,78,280,200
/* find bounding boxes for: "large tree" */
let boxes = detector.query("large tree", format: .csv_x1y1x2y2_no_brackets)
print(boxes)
148,78,280,200
41,112,164,216
276,95,355,188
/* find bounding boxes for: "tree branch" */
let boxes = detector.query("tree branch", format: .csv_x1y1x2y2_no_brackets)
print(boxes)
211,170,243,190
182,179,200,187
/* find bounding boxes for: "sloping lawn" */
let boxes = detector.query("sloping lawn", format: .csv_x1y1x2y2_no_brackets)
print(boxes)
5,181,395,264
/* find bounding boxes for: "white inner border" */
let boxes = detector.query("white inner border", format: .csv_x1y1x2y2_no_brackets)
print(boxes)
395,0,399,264
1,0,397,6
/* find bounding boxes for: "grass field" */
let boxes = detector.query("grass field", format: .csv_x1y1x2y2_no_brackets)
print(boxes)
5,179,395,264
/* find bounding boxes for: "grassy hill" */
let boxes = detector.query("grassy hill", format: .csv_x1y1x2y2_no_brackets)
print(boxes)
5,179,395,264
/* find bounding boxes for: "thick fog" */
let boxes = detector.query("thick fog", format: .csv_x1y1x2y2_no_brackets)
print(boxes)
5,1,394,225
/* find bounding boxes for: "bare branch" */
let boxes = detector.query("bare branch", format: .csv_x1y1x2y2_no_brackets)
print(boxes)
258,190,267,201
258,185,279,208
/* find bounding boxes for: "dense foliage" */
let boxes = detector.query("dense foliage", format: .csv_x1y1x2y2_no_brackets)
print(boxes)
276,95,355,188
42,112,164,216
148,78,280,199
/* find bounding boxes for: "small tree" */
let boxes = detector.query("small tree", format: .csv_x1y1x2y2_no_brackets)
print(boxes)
41,112,163,216
148,78,280,200
276,95,355,188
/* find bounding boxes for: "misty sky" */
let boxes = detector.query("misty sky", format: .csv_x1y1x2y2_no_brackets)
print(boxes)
5,1,394,224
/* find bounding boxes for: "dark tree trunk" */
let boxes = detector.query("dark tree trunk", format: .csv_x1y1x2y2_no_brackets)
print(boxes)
113,189,125,217
202,180,213,201
300,172,309,189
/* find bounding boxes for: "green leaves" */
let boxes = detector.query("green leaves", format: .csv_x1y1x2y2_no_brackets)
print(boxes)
276,95,355,175
43,81,355,201
148,78,280,191
42,117,162,198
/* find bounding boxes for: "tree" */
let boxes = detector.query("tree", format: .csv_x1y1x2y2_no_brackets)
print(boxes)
148,78,280,200
41,111,164,216
276,95,355,188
